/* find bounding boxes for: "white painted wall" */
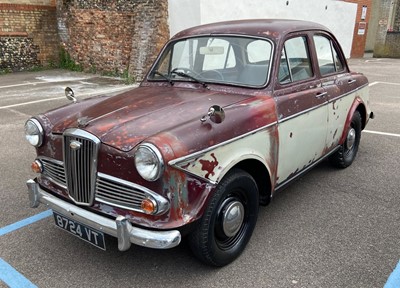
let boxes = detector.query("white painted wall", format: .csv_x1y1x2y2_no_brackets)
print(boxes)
168,0,357,58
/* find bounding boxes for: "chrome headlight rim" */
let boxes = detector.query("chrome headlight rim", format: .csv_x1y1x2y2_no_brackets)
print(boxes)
24,118,44,147
134,143,164,182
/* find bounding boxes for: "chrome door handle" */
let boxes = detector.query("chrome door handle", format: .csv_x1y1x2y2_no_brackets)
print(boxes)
315,92,327,98
348,79,356,84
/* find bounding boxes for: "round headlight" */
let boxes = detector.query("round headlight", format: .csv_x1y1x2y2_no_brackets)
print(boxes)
134,144,164,181
24,119,44,147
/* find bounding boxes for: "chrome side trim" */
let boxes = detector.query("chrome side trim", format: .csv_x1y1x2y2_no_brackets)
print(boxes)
169,121,277,166
277,101,328,124
277,82,369,124
327,82,368,103
26,179,181,250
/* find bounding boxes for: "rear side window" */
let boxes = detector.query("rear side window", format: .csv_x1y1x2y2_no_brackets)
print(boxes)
314,35,344,76
279,36,313,84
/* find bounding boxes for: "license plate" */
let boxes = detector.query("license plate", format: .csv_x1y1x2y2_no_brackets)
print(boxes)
53,212,106,250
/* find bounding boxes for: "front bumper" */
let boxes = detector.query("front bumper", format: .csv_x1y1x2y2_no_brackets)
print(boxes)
26,179,181,250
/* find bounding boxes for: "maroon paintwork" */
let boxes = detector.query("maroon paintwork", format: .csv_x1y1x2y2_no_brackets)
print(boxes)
31,19,370,232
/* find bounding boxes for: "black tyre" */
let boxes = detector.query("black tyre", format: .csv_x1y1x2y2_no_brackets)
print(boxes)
330,110,362,168
188,169,259,266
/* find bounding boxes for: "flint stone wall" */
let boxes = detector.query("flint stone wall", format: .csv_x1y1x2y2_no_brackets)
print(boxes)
0,3,58,71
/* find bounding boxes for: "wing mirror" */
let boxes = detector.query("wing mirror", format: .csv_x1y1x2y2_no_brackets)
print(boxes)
65,87,77,103
200,105,225,124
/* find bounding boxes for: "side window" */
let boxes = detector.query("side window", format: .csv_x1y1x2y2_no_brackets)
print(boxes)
314,35,344,76
202,38,236,70
279,36,313,84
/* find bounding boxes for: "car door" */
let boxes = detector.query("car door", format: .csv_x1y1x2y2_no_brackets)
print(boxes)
312,34,356,150
274,35,328,187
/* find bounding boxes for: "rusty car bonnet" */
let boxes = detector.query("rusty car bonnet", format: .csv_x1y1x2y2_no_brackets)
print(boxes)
49,86,252,152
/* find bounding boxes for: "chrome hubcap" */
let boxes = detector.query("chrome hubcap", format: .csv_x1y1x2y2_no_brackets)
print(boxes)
222,201,245,237
346,128,356,150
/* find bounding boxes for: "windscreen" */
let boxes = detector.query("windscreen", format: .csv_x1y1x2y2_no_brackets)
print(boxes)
149,36,273,87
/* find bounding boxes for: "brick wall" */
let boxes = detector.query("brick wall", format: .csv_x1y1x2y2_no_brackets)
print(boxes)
0,2,59,71
344,0,373,58
59,0,169,81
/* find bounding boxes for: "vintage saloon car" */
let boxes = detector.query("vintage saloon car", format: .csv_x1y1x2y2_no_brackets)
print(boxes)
25,19,373,266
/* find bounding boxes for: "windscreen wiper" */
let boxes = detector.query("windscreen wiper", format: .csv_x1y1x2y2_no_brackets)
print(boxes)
170,69,207,88
152,71,174,86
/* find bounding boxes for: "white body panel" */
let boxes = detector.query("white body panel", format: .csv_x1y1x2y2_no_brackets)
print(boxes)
276,107,328,185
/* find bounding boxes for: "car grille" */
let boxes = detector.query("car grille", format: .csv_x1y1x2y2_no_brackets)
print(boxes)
63,129,100,206
40,158,148,213
96,173,147,211
41,158,67,187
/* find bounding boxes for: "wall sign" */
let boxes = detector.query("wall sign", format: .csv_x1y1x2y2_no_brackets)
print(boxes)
361,5,367,20
358,22,366,35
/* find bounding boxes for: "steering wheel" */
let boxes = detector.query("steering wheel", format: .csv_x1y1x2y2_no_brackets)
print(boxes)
171,67,198,76
199,69,224,81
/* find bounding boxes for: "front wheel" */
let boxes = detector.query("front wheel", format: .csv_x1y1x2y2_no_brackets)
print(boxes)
188,169,259,266
330,110,362,168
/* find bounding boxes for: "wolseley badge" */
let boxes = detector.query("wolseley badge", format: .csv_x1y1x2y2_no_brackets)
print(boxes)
77,116,90,128
69,140,82,150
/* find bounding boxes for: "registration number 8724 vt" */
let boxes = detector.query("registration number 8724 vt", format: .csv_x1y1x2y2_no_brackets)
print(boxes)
53,212,106,250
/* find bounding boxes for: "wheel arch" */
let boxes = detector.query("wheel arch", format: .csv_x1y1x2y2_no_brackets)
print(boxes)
232,159,272,206
356,103,367,130
339,97,367,145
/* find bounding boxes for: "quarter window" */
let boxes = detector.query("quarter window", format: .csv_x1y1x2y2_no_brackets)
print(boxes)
314,35,344,75
279,36,313,84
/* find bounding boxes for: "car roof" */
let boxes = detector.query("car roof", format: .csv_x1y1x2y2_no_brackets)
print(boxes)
171,19,330,41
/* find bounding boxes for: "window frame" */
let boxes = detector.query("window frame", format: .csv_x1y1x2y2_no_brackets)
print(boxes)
313,33,347,77
277,34,314,86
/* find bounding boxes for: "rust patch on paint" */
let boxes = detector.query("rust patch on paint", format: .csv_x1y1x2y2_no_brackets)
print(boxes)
199,153,219,179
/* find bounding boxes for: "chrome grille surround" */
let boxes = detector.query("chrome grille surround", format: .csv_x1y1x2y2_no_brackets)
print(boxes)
63,128,100,206
96,172,170,215
40,157,67,188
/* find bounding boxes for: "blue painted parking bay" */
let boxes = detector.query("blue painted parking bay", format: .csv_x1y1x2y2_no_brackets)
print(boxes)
0,210,52,288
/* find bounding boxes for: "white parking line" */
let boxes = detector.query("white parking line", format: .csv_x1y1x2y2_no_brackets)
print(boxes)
363,130,400,138
0,81,48,89
0,85,136,110
0,97,65,109
369,81,400,87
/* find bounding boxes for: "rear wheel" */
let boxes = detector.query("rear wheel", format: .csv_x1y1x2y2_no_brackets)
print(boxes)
330,110,362,168
189,169,259,266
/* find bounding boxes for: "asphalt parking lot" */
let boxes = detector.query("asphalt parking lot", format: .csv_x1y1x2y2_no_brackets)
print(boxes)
0,59,399,288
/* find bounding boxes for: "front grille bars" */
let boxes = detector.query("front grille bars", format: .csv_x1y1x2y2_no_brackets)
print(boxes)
63,128,100,206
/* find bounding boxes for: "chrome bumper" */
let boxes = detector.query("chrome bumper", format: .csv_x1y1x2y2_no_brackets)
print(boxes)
26,179,181,250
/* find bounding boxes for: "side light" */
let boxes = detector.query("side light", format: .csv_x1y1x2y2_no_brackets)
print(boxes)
31,160,43,173
141,198,157,215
